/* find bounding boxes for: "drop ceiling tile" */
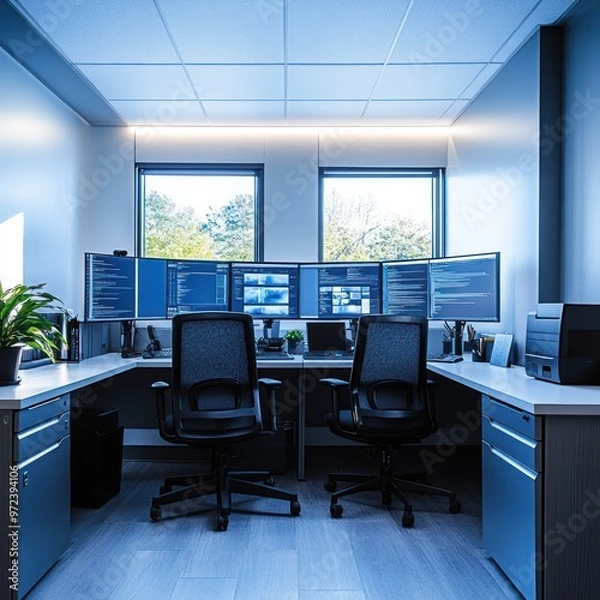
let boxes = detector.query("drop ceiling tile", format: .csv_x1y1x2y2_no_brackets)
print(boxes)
287,65,381,100
287,0,412,63
186,65,284,100
202,101,285,125
286,101,366,125
373,63,486,100
390,0,539,63
75,64,194,101
157,0,284,63
460,63,503,98
440,99,471,123
13,0,179,63
493,0,578,61
110,100,208,125
363,100,458,124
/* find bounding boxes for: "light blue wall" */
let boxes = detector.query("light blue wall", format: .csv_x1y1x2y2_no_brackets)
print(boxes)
0,47,90,312
446,33,543,364
562,0,600,302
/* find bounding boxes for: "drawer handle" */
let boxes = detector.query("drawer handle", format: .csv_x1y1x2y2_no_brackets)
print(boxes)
484,442,538,480
522,414,530,422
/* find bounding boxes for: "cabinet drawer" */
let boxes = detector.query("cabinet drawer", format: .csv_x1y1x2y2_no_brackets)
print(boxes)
482,395,541,440
14,395,69,432
13,411,70,463
482,414,542,472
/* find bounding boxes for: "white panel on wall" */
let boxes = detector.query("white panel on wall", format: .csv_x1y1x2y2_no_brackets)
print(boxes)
0,213,24,289
318,127,449,167
263,129,319,262
135,127,266,163
0,47,89,311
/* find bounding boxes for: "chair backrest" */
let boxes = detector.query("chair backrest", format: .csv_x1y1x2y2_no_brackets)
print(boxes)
170,312,263,440
350,315,433,433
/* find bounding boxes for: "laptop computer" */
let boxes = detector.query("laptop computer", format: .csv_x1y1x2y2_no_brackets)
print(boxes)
305,322,351,358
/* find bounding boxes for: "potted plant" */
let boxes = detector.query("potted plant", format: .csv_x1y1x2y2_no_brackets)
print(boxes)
284,329,304,354
0,282,68,385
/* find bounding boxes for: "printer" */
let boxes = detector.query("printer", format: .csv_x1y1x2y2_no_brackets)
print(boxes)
525,303,600,384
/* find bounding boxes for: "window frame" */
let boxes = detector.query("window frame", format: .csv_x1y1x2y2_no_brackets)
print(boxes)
136,163,265,261
318,167,445,262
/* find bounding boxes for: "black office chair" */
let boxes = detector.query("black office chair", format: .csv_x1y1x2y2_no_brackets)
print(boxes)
320,314,461,527
150,312,301,531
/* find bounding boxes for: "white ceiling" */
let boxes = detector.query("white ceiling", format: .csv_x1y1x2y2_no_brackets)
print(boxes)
6,0,579,127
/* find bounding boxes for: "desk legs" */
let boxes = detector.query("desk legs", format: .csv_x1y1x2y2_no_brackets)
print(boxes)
297,374,305,481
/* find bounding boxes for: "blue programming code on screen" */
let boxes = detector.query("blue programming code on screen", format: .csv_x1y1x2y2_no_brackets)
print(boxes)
428,253,500,322
166,260,229,317
382,260,429,317
85,254,136,321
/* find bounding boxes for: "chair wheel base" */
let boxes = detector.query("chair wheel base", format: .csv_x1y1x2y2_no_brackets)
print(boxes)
150,506,162,522
330,503,343,518
291,500,301,516
449,499,462,514
216,515,229,531
402,510,414,527
324,480,337,493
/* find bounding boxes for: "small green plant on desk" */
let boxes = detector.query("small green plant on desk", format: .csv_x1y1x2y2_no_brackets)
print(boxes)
0,282,67,384
284,329,304,353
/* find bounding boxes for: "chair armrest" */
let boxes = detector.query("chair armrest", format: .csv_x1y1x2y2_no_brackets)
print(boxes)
259,377,282,432
151,381,173,439
319,378,350,424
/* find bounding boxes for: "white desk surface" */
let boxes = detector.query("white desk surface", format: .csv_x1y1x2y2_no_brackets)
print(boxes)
3,353,600,415
427,357,600,416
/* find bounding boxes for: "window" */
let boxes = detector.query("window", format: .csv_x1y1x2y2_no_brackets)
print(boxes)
320,168,443,261
137,165,263,261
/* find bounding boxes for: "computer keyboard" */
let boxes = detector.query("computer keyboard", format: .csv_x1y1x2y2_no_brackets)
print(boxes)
142,348,172,359
427,353,463,363
303,351,353,359
256,350,293,360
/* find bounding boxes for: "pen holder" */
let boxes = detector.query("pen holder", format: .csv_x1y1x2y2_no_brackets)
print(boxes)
472,337,492,362
442,340,452,354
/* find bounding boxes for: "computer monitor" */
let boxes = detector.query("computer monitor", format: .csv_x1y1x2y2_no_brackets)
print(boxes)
230,262,299,318
85,253,168,321
166,259,229,317
85,253,137,321
299,262,381,319
428,252,500,323
381,259,429,318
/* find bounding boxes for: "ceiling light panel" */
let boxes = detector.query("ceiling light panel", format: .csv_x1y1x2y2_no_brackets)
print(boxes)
13,0,179,63
157,0,285,63
287,0,413,63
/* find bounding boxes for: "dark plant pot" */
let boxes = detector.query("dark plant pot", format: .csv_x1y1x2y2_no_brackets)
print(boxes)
0,346,24,384
287,340,303,355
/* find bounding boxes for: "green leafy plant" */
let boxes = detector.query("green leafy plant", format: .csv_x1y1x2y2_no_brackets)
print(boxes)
284,329,304,343
0,282,68,360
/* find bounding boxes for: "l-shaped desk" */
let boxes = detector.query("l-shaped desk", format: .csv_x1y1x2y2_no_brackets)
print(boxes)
2,353,600,599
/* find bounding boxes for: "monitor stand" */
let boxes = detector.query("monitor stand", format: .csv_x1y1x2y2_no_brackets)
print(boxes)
120,320,140,358
262,318,280,340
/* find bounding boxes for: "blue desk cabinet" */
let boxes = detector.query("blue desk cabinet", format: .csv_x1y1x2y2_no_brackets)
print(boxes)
482,394,600,600
1,395,71,599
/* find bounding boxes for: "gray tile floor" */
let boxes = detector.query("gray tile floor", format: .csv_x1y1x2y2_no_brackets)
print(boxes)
26,447,522,599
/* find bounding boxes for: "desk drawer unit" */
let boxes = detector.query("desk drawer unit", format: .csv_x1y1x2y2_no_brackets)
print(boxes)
1,394,71,600
482,395,542,600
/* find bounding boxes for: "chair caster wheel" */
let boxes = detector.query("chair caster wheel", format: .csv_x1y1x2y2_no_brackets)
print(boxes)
290,500,301,516
449,500,462,514
402,511,414,527
330,503,343,518
150,506,162,522
216,515,228,531
264,476,276,487
324,480,337,493
159,484,173,494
